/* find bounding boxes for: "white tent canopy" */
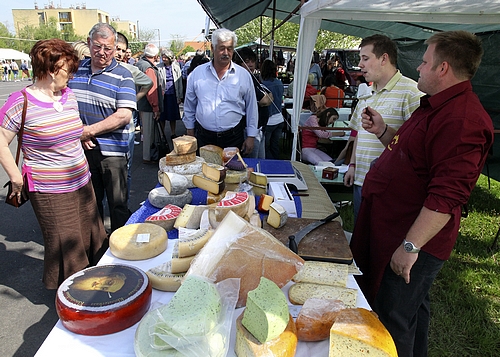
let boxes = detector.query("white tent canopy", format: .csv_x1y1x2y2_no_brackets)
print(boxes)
0,48,30,62
290,0,500,160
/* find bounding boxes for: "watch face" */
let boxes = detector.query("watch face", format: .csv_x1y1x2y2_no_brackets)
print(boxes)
404,242,413,252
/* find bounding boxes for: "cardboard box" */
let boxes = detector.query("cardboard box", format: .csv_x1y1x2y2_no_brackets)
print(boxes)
322,167,339,180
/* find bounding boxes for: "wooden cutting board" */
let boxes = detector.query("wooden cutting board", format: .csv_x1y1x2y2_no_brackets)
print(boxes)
262,218,353,264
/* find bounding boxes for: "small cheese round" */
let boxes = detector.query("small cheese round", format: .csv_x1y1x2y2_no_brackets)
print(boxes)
160,156,205,175
148,187,192,209
109,223,168,260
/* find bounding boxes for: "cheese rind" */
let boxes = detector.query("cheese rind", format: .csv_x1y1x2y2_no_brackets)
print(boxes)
224,169,248,184
329,308,398,357
192,173,225,195
172,135,197,155
174,204,209,229
178,228,213,257
288,283,357,307
242,277,289,343
148,187,192,209
145,204,182,231
267,202,288,228
202,162,227,182
109,223,168,260
249,171,267,186
160,156,205,175
215,191,250,222
257,194,274,213
171,241,196,273
292,261,348,287
200,145,224,165
158,172,189,195
146,261,185,292
164,150,196,165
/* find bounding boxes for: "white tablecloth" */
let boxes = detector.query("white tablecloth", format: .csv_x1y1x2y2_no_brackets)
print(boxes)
35,238,370,357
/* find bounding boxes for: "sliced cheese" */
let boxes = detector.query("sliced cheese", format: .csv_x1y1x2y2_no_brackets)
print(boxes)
148,187,192,209
215,191,250,222
288,283,358,307
202,162,227,182
242,277,289,343
157,171,189,195
178,228,213,258
267,202,288,228
174,204,209,229
199,145,224,165
146,261,185,292
109,223,168,260
235,312,297,357
172,135,197,155
164,150,196,165
192,173,225,195
171,241,196,273
145,204,182,231
329,308,398,357
224,169,248,184
292,261,348,287
186,211,304,307
249,171,268,187
160,156,205,175
257,194,274,213
207,190,227,204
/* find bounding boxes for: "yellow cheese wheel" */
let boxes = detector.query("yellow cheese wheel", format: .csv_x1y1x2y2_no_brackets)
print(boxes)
109,223,168,260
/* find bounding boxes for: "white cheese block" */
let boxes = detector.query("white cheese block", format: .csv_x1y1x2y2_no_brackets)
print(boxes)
178,228,213,258
192,173,225,195
267,202,288,228
242,277,289,343
164,150,196,165
235,312,297,357
109,223,168,260
199,144,224,165
202,162,227,182
174,204,209,229
172,135,197,155
292,261,348,287
171,241,195,273
288,283,358,307
157,171,189,195
215,191,250,222
249,171,268,186
146,261,185,292
257,194,274,213
186,211,304,307
145,204,182,231
199,209,211,230
148,187,192,209
224,169,249,184
329,308,398,357
160,156,205,175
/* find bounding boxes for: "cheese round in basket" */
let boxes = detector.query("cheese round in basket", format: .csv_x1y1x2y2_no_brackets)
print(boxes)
56,264,152,336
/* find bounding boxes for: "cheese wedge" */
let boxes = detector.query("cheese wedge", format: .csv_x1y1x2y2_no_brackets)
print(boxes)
224,169,248,184
192,174,225,195
174,204,209,229
200,145,224,165
296,298,345,342
146,261,185,292
249,171,268,186
171,241,196,273
202,162,227,182
258,194,274,213
267,202,288,228
145,204,182,231
158,171,189,195
164,150,196,165
172,135,197,155
178,228,213,258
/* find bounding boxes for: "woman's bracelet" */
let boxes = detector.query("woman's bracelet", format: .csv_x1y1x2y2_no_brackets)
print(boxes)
377,124,388,139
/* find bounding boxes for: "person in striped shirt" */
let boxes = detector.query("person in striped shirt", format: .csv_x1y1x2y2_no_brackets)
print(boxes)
345,34,423,223
68,23,137,233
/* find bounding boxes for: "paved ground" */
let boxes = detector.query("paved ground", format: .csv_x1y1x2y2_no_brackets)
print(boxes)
0,80,184,357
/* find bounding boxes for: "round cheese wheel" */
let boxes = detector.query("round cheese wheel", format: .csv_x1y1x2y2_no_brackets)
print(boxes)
160,156,205,175
56,264,152,336
148,187,193,209
158,172,189,195
145,204,182,231
109,223,168,260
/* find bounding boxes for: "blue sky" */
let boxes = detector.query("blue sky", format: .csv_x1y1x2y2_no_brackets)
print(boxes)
0,0,210,45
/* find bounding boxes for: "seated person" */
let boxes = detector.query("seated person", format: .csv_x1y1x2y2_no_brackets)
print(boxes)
321,74,345,108
303,74,318,110
301,107,345,165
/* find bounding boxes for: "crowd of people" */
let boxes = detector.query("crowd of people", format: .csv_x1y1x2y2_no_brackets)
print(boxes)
0,23,494,357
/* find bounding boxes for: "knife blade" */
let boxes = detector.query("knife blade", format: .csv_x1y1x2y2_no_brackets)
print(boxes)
288,212,340,253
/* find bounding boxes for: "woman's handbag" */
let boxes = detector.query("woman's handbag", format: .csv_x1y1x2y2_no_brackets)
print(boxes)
4,91,29,208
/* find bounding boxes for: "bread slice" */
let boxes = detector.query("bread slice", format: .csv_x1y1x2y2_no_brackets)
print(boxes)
288,283,357,307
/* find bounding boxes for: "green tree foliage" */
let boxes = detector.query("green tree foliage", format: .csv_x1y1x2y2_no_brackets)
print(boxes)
169,35,185,56
181,45,195,55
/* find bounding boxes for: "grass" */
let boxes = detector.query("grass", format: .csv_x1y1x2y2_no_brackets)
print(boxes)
337,174,500,356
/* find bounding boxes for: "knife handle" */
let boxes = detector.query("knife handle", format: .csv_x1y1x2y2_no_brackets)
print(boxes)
289,235,298,254
322,212,340,222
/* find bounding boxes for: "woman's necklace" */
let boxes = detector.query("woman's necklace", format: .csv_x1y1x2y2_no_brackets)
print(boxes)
32,85,63,112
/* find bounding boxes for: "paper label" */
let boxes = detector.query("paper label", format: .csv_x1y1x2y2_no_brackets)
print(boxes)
136,233,151,243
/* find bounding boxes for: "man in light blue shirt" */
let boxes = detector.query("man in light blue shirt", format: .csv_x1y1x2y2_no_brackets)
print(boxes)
182,28,258,154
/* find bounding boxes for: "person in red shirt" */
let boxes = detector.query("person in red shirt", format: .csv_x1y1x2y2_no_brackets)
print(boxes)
350,31,494,357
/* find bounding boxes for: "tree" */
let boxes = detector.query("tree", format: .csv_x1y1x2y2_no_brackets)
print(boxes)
169,35,185,55
0,22,15,49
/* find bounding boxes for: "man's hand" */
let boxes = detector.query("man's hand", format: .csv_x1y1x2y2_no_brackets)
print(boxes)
390,244,419,284
82,139,96,150
361,106,386,137
344,165,355,187
80,125,95,142
153,111,160,120
241,137,255,156
186,129,195,137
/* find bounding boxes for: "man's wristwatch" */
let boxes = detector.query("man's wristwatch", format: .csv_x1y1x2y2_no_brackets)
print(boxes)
403,239,420,253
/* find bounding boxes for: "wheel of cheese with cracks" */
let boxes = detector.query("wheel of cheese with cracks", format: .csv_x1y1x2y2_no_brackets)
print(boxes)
56,264,152,336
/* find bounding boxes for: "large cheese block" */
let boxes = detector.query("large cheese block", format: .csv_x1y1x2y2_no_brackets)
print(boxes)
296,298,345,342
109,223,168,260
235,312,297,357
249,171,267,186
202,162,227,182
148,187,192,209
134,275,222,355
158,171,189,195
57,265,151,335
174,204,209,229
186,210,304,307
200,144,224,165
329,308,398,357
288,282,357,307
225,169,249,184
146,261,185,292
215,191,250,222
172,135,197,155
267,202,288,228
242,277,289,343
164,150,196,165
160,156,205,175
145,204,182,231
178,228,213,257
292,261,348,287
192,173,225,195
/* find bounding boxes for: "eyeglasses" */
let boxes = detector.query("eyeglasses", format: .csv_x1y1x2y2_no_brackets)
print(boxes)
91,42,115,54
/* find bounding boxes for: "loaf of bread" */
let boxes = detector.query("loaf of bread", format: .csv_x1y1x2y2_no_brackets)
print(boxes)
288,282,357,307
296,298,345,341
329,308,398,357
